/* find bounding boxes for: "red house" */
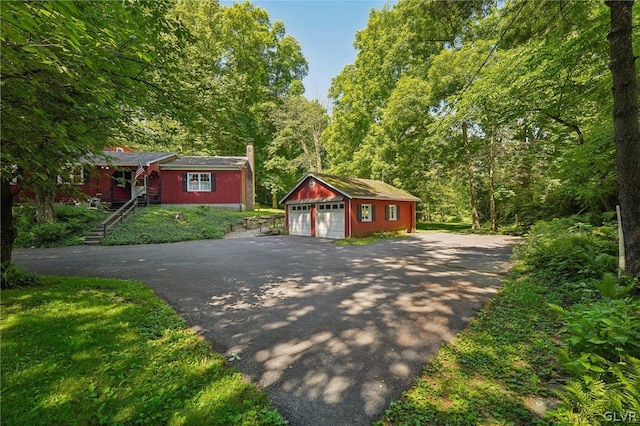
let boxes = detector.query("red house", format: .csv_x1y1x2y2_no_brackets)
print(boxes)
280,173,420,239
15,145,255,211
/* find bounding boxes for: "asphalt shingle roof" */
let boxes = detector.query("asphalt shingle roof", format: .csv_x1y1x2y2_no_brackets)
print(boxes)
282,173,421,203
160,156,248,169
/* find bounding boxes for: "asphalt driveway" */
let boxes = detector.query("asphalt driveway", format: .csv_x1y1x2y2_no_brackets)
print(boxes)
14,232,519,425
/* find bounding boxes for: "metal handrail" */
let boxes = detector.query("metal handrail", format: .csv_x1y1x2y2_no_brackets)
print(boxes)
101,197,138,237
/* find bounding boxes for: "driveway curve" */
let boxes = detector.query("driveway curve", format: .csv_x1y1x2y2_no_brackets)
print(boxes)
14,232,519,425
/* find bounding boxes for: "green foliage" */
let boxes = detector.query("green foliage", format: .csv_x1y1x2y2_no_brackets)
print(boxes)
14,205,108,248
102,207,242,245
0,264,40,289
513,216,618,301
264,95,328,201
31,222,69,245
553,298,640,371
325,0,624,228
335,232,403,246
1,276,285,425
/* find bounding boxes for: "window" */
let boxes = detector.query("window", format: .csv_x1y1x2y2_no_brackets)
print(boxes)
386,204,398,221
57,167,86,185
187,173,211,192
359,204,373,222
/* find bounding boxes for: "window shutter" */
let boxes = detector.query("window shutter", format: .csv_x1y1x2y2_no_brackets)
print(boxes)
182,173,188,192
385,205,390,220
396,204,400,219
211,174,216,191
371,205,376,221
357,204,362,222
84,168,91,184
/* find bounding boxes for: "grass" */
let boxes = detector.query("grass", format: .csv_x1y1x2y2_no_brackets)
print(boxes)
1,276,287,426
335,231,405,246
13,204,285,248
416,222,472,232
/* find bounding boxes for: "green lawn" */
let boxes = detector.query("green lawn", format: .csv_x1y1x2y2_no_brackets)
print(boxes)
0,276,287,426
416,222,473,232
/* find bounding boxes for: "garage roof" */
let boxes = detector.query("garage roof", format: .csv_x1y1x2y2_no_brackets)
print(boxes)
281,173,421,203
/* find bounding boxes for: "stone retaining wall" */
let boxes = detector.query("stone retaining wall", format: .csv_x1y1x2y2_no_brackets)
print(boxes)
232,214,286,232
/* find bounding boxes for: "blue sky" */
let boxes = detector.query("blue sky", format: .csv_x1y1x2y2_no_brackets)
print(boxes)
221,0,391,109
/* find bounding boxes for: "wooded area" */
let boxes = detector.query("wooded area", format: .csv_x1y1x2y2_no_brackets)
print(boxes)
325,0,639,275
1,0,639,276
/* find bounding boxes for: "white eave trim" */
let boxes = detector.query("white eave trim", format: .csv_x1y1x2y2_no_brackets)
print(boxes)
285,196,344,205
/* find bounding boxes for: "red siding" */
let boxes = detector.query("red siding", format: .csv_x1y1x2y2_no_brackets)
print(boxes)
349,199,415,238
161,169,243,204
287,176,341,200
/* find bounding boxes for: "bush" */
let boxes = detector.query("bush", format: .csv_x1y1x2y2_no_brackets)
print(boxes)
13,204,108,248
1,265,40,289
552,298,640,373
513,216,618,302
32,222,69,245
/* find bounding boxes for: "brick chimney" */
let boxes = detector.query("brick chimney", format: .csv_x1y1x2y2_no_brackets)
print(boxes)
246,142,255,211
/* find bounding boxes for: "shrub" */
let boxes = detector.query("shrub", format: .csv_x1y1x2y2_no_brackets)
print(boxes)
513,216,618,302
1,264,40,289
552,298,640,371
32,222,69,245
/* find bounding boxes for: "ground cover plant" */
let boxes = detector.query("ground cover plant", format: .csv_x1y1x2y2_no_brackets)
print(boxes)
102,205,244,245
13,204,108,248
336,231,405,246
378,214,639,425
1,276,287,425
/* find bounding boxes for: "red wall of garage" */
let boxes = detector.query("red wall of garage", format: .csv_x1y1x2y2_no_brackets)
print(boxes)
286,176,341,201
349,199,415,238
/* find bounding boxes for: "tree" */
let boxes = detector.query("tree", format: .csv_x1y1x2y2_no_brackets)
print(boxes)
1,0,189,268
605,0,640,277
265,93,329,206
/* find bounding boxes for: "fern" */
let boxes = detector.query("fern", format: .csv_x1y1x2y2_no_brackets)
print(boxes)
596,273,636,299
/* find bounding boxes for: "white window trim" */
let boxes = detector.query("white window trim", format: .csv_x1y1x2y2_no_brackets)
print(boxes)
360,203,373,222
57,167,85,185
187,172,212,192
388,204,398,221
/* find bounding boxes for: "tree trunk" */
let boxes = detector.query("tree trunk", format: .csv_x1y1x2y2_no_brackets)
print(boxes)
606,0,640,277
1,178,17,271
313,132,323,172
35,188,55,224
489,122,498,232
300,139,314,172
463,121,481,229
271,191,278,209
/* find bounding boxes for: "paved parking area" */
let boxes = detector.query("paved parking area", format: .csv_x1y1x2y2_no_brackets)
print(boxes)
14,232,518,425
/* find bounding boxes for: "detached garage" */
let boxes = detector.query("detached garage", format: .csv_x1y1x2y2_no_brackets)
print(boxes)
280,173,420,239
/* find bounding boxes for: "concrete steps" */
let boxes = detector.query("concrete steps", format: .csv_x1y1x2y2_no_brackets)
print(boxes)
83,228,105,245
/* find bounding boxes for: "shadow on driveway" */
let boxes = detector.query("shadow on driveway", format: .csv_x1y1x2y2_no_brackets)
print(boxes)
14,232,519,425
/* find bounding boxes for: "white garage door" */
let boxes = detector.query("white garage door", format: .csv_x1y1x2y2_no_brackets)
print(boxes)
289,204,311,236
316,202,345,239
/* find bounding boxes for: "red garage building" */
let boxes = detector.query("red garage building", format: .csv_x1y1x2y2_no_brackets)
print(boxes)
280,173,420,239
